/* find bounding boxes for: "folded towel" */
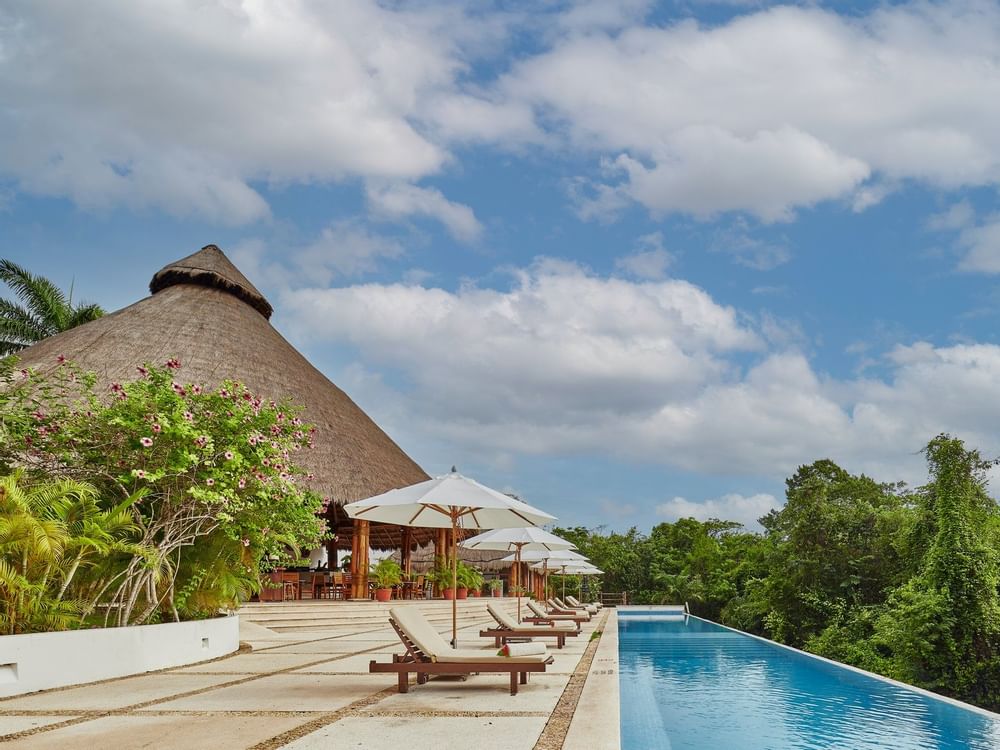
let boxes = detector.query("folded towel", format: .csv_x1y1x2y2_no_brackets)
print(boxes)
499,641,547,657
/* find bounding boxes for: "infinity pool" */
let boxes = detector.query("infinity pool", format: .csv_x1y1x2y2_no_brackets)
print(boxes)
618,612,1000,749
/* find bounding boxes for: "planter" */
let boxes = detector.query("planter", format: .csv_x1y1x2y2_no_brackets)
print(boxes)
470,590,480,597
0,615,239,698
375,588,392,602
443,588,455,600
457,587,468,600
491,590,502,598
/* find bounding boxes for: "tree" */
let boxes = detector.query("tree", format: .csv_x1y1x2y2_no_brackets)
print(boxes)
0,259,104,355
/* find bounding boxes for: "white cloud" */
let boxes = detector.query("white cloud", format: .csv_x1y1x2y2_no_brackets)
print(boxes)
0,1,483,223
957,216,1000,273
280,257,1000,489
500,2,1000,220
366,183,483,243
656,493,781,531
615,232,673,279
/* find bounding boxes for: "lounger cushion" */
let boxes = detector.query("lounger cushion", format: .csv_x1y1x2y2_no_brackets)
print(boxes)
488,603,576,631
390,606,451,660
436,648,548,664
527,601,579,620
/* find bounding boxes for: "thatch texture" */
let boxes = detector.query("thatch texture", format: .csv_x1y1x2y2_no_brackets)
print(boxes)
390,544,514,572
14,245,431,548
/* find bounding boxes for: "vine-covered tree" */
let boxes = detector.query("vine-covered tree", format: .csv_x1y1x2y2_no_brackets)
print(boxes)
0,259,104,355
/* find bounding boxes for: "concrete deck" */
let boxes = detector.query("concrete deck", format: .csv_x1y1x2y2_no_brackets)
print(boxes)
0,599,613,749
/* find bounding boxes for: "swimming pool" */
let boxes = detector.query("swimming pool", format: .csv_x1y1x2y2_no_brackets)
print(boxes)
618,610,1000,749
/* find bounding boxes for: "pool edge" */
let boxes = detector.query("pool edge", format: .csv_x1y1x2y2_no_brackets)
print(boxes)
563,609,621,750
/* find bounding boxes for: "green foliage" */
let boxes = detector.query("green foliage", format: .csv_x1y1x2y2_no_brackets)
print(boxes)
456,563,484,591
0,357,325,628
0,470,146,634
370,558,402,589
0,259,104,355
553,435,1000,711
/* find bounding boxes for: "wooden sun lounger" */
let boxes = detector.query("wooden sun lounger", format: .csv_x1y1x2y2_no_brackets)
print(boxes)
479,603,579,649
546,599,592,619
370,607,553,695
524,600,587,627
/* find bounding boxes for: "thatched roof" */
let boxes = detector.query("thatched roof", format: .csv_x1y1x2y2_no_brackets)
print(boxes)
391,544,514,572
15,245,431,548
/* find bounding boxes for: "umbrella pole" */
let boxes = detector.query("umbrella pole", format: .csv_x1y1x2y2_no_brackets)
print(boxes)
451,510,458,647
515,544,522,623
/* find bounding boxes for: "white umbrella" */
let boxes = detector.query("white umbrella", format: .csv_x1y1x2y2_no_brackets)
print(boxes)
528,555,595,600
462,527,575,621
510,549,588,601
344,470,556,644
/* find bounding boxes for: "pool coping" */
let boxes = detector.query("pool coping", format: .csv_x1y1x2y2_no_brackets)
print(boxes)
683,613,1000,721
563,609,620,750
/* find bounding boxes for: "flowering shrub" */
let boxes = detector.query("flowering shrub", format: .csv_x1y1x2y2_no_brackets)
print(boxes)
0,357,325,627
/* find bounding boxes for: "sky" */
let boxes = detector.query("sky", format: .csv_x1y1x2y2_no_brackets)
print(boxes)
3,0,1000,532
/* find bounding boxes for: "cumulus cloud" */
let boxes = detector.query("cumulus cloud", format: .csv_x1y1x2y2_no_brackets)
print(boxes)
0,1,485,222
656,493,781,531
366,183,483,243
280,259,1000,489
501,2,1000,221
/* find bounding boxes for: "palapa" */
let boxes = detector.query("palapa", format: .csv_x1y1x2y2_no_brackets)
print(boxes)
12,244,431,549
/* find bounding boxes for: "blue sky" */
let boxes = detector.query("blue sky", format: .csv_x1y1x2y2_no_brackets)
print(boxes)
4,0,1000,531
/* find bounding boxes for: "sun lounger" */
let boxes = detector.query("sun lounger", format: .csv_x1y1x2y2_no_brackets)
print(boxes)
546,599,592,619
370,606,553,695
567,595,601,611
524,599,588,627
556,596,597,614
479,602,579,649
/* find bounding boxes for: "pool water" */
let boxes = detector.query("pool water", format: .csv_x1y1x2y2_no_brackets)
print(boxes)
618,614,1000,750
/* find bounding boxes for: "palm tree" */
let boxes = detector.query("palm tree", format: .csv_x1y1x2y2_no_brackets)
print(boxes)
0,260,104,355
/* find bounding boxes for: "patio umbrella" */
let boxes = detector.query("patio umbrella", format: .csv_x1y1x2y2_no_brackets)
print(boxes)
344,470,556,644
529,557,594,600
462,527,576,622
510,549,588,601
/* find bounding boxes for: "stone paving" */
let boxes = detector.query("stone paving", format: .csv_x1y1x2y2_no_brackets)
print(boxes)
0,600,610,749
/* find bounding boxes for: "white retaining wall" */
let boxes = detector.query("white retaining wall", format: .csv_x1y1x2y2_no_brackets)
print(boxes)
0,615,239,697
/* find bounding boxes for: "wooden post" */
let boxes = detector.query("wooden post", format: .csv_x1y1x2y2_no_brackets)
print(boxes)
434,528,448,596
351,519,370,598
401,528,412,578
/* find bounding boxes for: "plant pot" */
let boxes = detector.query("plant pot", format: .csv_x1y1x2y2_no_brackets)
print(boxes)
443,588,455,600
470,590,479,597
457,587,468,600
375,588,392,602
491,590,502,597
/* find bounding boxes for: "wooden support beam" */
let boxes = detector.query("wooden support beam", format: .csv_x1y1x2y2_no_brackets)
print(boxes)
401,527,413,578
351,519,371,598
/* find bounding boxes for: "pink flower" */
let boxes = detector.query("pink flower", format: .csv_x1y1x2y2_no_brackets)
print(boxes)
277,412,285,422
110,382,123,393
306,473,315,480
242,391,252,402
261,458,270,467
152,423,162,433
292,417,302,426
194,435,209,448
19,369,29,379
219,388,230,398
262,527,269,536
271,441,280,450
140,437,153,447
136,365,148,377
237,478,246,489
279,472,289,481
191,384,202,395
56,354,67,364
206,478,215,486
224,451,234,461
171,382,186,396
248,435,258,446
183,411,194,422
132,469,147,479
165,358,181,370
242,538,250,547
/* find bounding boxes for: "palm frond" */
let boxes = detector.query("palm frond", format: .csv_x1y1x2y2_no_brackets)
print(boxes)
0,259,70,332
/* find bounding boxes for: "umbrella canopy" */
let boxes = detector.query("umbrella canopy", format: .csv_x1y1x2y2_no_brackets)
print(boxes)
502,549,587,564
462,527,575,621
344,470,556,643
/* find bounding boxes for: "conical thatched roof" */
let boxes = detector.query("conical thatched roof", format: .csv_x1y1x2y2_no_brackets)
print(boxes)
14,245,430,548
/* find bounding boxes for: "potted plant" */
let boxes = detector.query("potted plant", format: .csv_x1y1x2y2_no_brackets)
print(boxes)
464,566,484,597
489,579,503,598
369,559,402,602
454,561,470,599
429,556,454,599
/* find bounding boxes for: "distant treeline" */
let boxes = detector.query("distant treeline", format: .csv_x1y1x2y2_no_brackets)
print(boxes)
552,434,1000,711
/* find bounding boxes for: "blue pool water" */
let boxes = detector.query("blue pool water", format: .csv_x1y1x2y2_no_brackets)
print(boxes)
618,614,1000,749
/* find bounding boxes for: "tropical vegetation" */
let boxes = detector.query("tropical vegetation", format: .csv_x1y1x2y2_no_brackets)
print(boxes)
0,356,326,630
0,260,104,355
553,434,1000,711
